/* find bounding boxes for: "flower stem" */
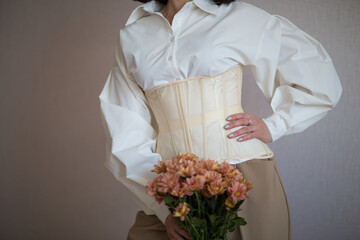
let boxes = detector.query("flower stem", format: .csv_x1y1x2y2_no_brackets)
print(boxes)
186,216,201,240
195,191,201,218
219,210,230,237
213,195,218,213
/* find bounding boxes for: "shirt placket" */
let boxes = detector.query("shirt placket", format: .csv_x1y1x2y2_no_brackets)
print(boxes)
160,3,192,81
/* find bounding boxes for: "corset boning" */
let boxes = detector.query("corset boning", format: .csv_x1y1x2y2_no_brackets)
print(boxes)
144,63,274,163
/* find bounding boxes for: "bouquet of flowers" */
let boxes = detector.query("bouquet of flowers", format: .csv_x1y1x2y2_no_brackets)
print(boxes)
146,153,253,240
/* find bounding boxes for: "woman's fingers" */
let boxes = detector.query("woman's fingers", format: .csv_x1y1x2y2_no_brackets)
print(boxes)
224,112,273,143
226,126,256,139
224,113,256,141
168,225,191,240
174,224,191,239
237,131,257,142
224,118,249,129
226,112,251,121
165,214,191,240
171,230,186,240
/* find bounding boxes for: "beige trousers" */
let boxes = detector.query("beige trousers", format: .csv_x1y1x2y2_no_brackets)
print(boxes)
127,157,291,240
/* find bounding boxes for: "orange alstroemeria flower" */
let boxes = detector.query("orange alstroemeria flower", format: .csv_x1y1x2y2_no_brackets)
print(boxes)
151,161,167,174
207,178,227,196
173,202,190,221
225,196,236,210
184,175,206,191
228,181,247,201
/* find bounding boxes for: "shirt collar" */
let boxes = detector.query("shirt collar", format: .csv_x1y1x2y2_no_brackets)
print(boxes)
125,0,220,27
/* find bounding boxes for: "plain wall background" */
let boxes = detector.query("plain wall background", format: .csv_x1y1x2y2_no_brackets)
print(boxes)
0,0,359,239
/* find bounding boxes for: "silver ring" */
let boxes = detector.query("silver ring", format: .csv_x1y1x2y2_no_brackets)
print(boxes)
248,118,252,126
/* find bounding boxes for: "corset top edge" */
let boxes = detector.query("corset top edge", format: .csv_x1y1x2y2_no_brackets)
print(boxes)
144,63,243,93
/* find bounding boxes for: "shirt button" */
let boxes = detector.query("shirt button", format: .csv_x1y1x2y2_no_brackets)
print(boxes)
170,36,174,41
168,56,173,61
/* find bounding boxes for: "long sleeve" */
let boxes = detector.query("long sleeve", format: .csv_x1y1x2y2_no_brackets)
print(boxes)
253,15,343,142
98,30,170,224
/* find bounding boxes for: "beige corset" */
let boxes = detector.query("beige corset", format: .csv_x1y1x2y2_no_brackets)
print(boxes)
144,63,274,163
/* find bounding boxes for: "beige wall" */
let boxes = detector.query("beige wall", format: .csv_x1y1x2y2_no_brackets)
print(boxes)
0,0,359,239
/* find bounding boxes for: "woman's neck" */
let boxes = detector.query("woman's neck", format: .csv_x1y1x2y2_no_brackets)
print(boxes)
160,0,192,23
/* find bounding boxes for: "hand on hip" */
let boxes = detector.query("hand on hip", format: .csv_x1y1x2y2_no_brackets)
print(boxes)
224,112,273,143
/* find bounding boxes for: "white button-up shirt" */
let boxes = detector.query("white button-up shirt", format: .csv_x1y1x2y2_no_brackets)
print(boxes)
98,0,342,224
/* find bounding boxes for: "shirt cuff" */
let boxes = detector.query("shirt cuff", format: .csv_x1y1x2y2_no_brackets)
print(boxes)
155,203,171,225
262,113,288,142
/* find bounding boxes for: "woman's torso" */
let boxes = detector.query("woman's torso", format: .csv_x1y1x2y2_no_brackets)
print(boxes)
120,0,280,91
119,0,281,163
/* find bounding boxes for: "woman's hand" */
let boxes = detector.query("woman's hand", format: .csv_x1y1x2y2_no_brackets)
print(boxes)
165,214,191,240
224,112,273,143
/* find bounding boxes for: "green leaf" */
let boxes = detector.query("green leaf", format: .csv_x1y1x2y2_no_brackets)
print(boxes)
233,217,247,226
209,214,217,227
192,217,203,227
163,195,173,206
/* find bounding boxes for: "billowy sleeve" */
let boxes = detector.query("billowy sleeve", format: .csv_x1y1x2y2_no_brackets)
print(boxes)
98,30,170,224
252,15,342,142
